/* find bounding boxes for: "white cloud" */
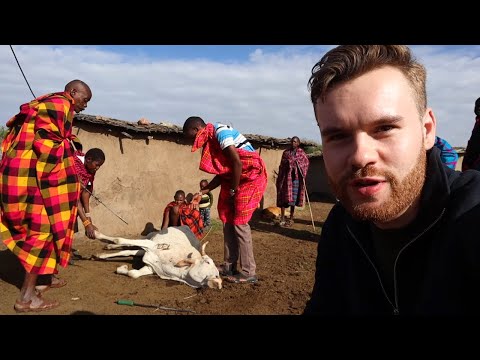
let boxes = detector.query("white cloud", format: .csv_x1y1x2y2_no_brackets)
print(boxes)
1,45,478,146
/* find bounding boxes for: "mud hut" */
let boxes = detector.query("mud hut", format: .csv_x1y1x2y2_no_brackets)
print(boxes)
73,114,318,235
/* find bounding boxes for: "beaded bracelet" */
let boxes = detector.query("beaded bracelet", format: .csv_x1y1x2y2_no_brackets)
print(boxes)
83,219,92,227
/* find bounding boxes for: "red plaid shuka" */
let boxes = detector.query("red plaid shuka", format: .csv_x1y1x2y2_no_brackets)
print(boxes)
276,147,309,207
73,151,95,191
163,201,204,239
0,92,81,274
192,123,268,225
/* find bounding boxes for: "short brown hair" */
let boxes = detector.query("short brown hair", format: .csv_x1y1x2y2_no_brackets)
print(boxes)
308,45,427,117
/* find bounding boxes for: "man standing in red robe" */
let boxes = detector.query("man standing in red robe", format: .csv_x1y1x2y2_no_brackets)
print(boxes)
0,80,92,312
183,117,267,284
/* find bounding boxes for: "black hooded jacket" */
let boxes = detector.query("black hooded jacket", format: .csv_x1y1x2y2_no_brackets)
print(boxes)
304,147,480,315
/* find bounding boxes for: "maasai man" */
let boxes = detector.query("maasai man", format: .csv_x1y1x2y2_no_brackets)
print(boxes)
276,136,310,227
183,117,267,284
0,79,92,312
462,97,480,171
73,147,106,239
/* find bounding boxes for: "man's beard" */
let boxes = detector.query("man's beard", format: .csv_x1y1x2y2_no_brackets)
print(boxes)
329,148,427,223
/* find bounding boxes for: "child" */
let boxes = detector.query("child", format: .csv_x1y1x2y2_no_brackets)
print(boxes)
198,179,214,227
161,190,204,239
185,192,194,204
73,147,106,239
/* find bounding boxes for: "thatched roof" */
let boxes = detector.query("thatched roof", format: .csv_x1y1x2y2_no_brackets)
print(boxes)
307,150,323,158
73,114,319,149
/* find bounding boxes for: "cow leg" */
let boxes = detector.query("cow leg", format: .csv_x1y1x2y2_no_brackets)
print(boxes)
113,239,156,248
96,250,143,259
116,264,153,278
94,231,155,249
116,264,130,275
127,265,154,279
104,243,141,250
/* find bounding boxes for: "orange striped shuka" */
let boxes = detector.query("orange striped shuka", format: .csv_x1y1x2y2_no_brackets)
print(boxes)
191,123,267,225
0,92,82,274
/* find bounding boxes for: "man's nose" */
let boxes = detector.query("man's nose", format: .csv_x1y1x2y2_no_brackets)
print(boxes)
349,133,378,170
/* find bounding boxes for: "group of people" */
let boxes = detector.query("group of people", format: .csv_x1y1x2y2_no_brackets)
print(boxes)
160,180,214,239
3,44,480,315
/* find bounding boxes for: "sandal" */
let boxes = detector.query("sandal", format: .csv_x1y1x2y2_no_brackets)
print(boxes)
50,275,67,288
225,273,258,284
284,219,294,227
35,275,67,293
14,296,60,313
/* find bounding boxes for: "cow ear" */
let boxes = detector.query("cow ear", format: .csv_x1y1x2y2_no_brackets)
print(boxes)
175,259,190,267
175,258,196,267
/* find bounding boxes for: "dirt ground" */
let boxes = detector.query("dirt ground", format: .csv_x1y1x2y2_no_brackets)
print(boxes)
0,201,334,315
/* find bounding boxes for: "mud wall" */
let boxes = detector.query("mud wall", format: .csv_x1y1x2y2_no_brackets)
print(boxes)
74,125,287,236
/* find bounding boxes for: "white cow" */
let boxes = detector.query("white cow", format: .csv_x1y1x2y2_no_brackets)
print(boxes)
94,225,222,289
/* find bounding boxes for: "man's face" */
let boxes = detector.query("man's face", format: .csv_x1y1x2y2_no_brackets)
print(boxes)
291,138,300,149
71,86,92,113
85,158,104,174
314,66,436,228
183,126,198,142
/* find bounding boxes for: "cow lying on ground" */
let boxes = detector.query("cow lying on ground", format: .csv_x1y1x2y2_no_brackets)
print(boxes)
94,225,222,289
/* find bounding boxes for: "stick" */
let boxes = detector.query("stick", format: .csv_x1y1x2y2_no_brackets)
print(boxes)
296,161,316,232
68,139,129,225
81,184,129,225
116,299,196,313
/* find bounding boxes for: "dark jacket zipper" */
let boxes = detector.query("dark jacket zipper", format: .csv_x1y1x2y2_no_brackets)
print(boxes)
347,208,445,315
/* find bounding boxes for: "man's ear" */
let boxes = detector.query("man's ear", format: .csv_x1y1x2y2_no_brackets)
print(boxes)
422,108,436,150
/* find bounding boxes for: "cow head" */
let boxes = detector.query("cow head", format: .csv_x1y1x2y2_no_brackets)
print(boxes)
174,241,222,289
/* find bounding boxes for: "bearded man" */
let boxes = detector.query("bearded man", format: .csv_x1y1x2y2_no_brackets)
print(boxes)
303,45,480,315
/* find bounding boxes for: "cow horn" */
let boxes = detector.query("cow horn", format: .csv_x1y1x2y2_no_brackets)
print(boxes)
201,241,209,256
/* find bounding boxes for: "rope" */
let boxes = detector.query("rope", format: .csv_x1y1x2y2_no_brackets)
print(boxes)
200,224,214,242
9,45,36,99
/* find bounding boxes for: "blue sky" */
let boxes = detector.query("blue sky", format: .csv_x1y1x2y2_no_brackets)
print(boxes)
1,45,479,146
96,45,292,62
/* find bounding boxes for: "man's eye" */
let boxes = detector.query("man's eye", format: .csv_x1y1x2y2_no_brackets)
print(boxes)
377,125,394,132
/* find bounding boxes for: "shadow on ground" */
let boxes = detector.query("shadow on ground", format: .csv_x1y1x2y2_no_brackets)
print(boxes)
70,310,97,315
0,249,24,289
250,214,322,243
